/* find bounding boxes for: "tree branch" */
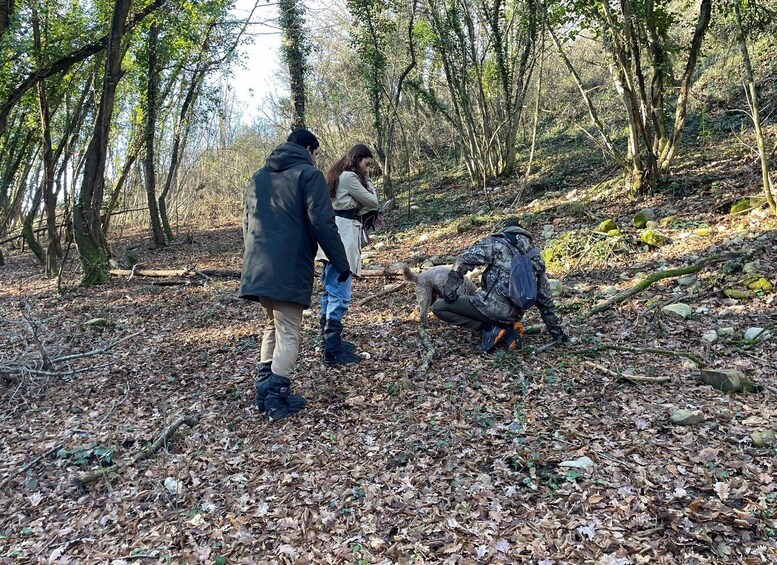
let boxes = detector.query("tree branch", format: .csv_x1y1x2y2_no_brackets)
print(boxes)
581,253,739,318
75,413,200,485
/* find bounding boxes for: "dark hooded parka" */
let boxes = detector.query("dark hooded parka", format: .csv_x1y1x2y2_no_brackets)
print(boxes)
240,142,349,307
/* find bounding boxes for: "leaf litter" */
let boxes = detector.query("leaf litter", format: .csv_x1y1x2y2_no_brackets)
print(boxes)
1,169,777,563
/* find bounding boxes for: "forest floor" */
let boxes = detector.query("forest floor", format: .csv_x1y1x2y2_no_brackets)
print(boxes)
1,137,777,564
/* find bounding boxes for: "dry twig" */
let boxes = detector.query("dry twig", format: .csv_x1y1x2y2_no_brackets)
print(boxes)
75,413,200,485
416,327,435,376
0,444,63,490
356,282,408,307
583,360,671,384
570,344,704,368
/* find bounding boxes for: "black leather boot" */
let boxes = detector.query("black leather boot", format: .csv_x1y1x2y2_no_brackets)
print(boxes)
254,362,273,411
323,319,362,365
263,374,307,421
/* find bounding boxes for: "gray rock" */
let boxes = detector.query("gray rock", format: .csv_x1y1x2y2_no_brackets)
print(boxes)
742,261,761,275
700,368,760,393
671,409,705,426
751,430,777,447
633,208,656,228
717,327,735,337
701,330,718,344
677,274,697,286
602,285,619,297
421,260,435,268
547,279,563,297
81,318,108,329
744,327,772,342
559,456,595,470
661,303,692,320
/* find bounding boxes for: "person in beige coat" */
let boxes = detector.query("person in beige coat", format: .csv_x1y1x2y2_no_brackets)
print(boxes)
316,144,379,364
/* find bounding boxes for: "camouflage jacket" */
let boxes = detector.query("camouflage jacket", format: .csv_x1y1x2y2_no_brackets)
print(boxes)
453,226,564,336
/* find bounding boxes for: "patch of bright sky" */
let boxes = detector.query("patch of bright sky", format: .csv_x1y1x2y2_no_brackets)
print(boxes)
228,0,347,125
229,0,283,124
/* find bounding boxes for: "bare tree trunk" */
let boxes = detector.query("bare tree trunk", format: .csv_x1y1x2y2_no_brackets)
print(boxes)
143,23,165,247
657,0,712,170
734,2,776,214
73,0,132,285
32,7,60,275
21,179,45,263
160,69,204,242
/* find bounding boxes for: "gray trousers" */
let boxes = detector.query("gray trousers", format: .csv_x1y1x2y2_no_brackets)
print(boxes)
431,297,495,331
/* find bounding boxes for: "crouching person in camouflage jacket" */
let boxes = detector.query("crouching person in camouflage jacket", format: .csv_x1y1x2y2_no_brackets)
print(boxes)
432,220,569,353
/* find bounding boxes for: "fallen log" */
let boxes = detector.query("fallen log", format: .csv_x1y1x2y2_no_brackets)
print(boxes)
359,269,403,278
75,413,200,485
109,268,240,279
570,344,704,368
356,282,408,307
583,360,671,384
581,253,739,318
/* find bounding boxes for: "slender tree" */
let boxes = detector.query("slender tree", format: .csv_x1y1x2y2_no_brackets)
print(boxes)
732,1,776,214
278,0,308,129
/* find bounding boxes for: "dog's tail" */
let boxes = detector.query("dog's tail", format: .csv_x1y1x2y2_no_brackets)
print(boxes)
401,264,418,284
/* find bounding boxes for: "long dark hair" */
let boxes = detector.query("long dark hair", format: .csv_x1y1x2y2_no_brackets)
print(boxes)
325,144,374,198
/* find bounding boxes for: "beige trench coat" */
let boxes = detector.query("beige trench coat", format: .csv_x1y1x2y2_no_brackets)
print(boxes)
316,171,378,276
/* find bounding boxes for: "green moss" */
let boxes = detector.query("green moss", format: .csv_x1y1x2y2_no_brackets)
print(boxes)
595,219,617,233
723,288,753,299
640,229,667,247
745,277,774,292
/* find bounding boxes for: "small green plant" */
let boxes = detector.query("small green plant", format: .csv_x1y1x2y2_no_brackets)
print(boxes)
56,444,114,467
124,247,139,267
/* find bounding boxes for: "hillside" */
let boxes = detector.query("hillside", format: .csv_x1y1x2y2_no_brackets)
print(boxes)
1,133,776,563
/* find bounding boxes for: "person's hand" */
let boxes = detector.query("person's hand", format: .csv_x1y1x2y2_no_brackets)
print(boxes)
337,270,351,283
442,271,464,303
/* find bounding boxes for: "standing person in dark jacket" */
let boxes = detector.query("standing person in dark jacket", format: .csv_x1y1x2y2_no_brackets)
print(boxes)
240,129,350,421
432,220,569,353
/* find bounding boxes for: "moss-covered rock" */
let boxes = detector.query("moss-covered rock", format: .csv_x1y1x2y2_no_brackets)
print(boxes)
659,215,679,227
745,277,774,292
723,288,753,299
606,229,622,237
633,208,656,228
595,219,617,233
640,229,667,247
692,226,712,237
730,197,763,215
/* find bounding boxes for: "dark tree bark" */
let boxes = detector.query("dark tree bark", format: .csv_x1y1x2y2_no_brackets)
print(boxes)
32,7,61,275
73,0,132,285
0,0,13,36
278,0,307,129
143,23,165,247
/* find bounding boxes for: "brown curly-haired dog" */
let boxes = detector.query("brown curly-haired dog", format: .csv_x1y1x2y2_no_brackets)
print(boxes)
402,265,477,324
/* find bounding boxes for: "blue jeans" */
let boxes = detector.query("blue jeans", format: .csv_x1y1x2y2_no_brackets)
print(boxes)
320,261,352,322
